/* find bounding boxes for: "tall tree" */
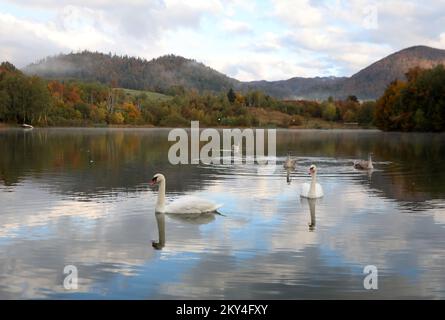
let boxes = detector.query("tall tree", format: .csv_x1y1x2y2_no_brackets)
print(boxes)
227,88,236,104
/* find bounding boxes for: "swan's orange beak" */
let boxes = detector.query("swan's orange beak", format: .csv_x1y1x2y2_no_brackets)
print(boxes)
149,178,158,185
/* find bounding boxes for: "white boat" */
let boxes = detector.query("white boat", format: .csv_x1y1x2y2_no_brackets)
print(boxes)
21,124,34,129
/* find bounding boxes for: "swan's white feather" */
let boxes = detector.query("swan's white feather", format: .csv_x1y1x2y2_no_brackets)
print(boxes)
300,183,324,199
165,196,223,214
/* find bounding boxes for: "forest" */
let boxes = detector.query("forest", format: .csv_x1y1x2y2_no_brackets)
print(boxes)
374,65,445,131
1,60,444,131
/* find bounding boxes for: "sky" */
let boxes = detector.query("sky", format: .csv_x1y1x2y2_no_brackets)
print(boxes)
0,0,444,81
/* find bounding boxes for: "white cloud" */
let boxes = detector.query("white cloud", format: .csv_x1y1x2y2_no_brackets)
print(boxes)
272,0,323,27
222,19,252,35
0,0,445,80
0,0,222,67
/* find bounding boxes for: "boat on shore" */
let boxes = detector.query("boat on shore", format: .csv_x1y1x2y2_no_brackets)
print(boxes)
21,124,34,129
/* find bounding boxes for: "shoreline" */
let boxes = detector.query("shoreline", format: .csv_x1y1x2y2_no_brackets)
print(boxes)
0,122,376,130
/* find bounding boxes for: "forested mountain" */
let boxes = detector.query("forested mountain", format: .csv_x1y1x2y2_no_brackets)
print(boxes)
242,46,445,100
23,46,445,100
240,76,346,100
24,51,238,94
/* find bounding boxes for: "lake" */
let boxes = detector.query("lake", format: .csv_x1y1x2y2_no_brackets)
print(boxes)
0,128,445,299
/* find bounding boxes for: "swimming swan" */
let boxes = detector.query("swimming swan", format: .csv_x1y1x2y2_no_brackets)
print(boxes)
283,153,297,169
300,164,324,199
354,153,374,170
150,173,223,214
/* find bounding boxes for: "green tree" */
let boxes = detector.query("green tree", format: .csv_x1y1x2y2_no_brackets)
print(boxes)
414,109,428,131
322,102,336,121
357,101,375,125
347,95,359,103
110,112,124,124
89,105,107,123
227,88,236,104
0,89,10,121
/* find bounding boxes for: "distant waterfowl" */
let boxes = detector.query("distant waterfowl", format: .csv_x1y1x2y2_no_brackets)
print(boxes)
300,164,324,199
21,123,33,129
150,173,223,214
283,153,297,169
354,153,374,170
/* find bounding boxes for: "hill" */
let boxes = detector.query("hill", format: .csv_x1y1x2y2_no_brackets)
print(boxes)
23,46,445,100
246,46,445,100
240,76,346,100
119,88,172,102
24,51,238,94
340,45,445,99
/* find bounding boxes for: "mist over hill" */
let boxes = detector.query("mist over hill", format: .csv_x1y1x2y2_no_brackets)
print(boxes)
24,51,238,94
23,45,445,100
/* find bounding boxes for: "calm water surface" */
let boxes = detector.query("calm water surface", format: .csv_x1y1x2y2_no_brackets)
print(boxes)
0,128,445,299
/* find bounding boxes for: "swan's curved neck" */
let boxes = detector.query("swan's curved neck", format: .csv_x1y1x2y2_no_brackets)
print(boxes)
156,179,166,213
368,154,373,169
309,172,317,197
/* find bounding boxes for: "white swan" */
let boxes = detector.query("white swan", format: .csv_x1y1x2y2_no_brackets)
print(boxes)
300,164,324,199
354,153,374,170
150,173,223,214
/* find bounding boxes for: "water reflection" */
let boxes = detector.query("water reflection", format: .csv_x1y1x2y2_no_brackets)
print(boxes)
168,212,217,225
152,212,166,250
286,168,292,184
152,211,220,250
304,198,317,231
1,128,445,299
1,129,444,203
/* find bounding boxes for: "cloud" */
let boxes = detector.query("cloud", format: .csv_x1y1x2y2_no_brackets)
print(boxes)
269,0,445,76
1,0,445,80
221,19,253,35
0,0,222,67
216,53,334,81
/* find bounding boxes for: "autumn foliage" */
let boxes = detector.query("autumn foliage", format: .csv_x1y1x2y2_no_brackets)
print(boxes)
375,65,445,131
2,59,443,131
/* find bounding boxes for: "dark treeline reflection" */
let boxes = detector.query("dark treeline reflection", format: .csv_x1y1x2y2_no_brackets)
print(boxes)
1,128,444,201
0,128,218,198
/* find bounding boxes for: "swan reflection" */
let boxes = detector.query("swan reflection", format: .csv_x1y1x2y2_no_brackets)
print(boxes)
286,168,292,184
301,198,319,232
167,212,216,225
367,168,374,181
152,211,218,250
152,212,165,250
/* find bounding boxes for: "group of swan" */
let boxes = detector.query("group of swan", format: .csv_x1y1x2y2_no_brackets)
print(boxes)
291,152,374,199
150,152,374,213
